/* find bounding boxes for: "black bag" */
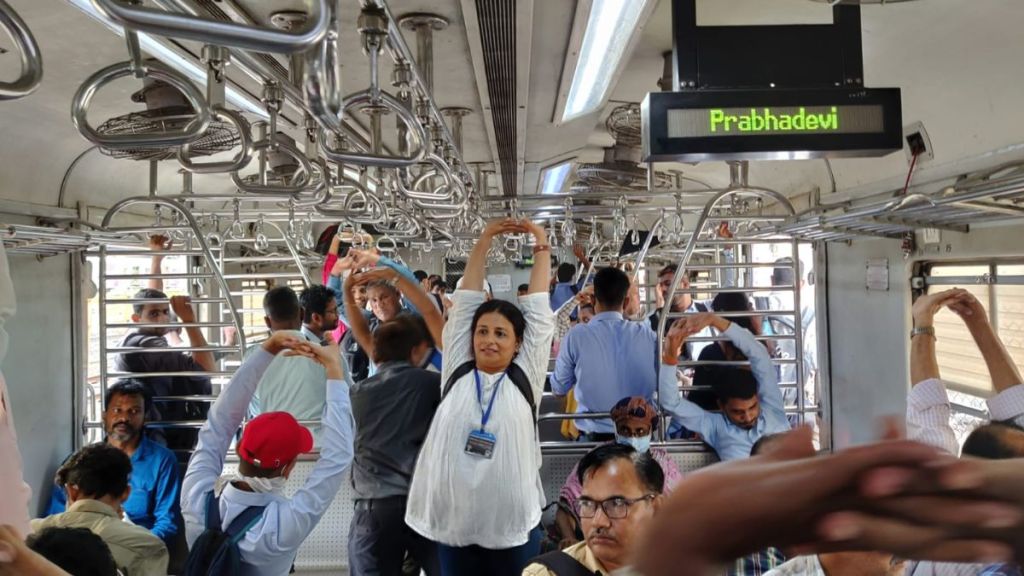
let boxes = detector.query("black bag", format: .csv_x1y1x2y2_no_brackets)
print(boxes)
182,491,266,576
530,550,600,576
442,361,536,425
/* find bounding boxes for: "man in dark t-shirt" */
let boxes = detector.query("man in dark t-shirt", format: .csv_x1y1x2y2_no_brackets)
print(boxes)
114,289,213,453
348,315,441,576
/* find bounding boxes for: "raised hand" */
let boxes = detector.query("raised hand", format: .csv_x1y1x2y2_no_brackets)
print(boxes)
912,288,970,326
347,248,381,271
946,289,987,326
481,218,522,240
347,268,398,288
148,234,172,253
261,331,305,356
169,295,197,324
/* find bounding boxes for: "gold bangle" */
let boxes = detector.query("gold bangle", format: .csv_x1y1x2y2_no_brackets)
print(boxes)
533,244,551,254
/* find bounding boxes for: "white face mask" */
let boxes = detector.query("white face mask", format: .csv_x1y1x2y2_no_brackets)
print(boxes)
215,472,287,496
615,433,651,454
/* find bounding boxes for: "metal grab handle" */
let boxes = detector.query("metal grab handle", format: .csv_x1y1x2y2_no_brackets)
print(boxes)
177,106,253,174
230,139,313,194
72,61,211,148
0,0,43,100
89,0,329,54
319,90,428,168
304,27,343,134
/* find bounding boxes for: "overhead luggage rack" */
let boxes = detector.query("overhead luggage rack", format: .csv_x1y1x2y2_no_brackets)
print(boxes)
1,222,130,257
771,160,1024,242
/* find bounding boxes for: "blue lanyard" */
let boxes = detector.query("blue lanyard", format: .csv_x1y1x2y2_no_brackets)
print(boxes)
474,369,506,431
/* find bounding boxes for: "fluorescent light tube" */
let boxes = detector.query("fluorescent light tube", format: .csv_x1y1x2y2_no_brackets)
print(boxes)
65,0,268,119
540,161,573,195
562,0,652,122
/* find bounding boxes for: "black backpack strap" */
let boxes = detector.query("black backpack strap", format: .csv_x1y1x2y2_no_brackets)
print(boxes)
442,361,537,426
224,505,267,545
695,301,708,313
442,360,477,398
505,363,536,426
204,491,221,531
530,551,599,576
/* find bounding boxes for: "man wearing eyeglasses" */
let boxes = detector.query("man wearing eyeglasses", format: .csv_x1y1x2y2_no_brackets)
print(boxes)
524,444,665,576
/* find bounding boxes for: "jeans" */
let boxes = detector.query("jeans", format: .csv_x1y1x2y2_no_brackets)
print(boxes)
348,496,440,576
436,526,543,576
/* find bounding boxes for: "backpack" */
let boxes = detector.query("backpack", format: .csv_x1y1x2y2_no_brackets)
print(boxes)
530,550,600,576
442,361,536,425
183,491,266,576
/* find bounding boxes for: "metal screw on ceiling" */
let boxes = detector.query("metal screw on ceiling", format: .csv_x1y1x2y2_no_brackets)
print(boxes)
269,11,309,32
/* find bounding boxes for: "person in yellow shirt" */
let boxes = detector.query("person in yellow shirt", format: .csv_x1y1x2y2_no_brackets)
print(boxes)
32,444,168,576
523,443,664,575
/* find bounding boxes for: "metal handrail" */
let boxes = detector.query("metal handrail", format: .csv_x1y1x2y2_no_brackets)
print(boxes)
303,16,343,134
0,0,43,100
89,0,330,54
231,138,313,194
71,60,211,148
655,175,803,441
318,91,429,168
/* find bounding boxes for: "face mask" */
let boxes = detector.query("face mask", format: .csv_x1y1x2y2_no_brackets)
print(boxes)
615,433,651,454
215,472,287,496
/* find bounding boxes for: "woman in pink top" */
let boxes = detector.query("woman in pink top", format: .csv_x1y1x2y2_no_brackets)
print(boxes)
553,396,684,549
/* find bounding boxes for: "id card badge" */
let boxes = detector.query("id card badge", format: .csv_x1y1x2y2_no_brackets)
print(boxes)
464,429,497,459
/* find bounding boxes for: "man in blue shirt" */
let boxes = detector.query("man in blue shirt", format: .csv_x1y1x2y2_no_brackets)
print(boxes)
551,267,661,441
550,244,592,312
657,312,790,461
47,381,181,547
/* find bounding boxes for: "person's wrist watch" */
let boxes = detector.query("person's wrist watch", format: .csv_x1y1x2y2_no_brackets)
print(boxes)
910,325,936,340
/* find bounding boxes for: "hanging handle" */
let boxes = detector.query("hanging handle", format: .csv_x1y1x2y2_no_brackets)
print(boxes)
0,0,43,100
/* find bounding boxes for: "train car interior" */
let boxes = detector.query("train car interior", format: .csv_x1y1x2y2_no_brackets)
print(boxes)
1,0,1023,574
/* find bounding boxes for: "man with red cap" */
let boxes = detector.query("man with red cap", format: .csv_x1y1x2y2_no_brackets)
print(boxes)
180,330,353,575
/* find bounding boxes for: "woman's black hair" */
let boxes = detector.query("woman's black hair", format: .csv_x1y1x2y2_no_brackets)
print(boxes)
470,299,527,350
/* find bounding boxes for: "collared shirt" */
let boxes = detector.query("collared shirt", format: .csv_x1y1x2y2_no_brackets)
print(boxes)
523,541,609,575
181,348,354,576
658,324,791,461
907,378,1024,456
32,499,169,576
0,243,30,536
764,555,824,576
47,435,181,544
248,328,327,443
350,361,440,499
731,548,788,576
552,311,662,434
406,291,555,549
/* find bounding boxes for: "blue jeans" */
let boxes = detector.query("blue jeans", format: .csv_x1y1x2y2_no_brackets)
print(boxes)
436,526,543,576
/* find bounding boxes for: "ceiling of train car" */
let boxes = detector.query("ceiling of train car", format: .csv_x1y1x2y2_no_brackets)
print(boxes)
1,0,1024,226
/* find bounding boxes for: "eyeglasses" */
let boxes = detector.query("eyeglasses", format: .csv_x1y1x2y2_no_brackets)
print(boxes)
577,494,656,519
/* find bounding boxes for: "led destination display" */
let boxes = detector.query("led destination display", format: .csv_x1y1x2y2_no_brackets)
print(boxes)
669,105,885,138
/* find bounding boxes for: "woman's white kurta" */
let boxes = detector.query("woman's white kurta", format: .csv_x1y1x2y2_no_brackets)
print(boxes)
405,290,555,549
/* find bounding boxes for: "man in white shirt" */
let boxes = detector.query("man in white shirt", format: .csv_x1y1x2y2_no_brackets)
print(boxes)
906,288,1024,576
181,331,354,575
907,288,1024,458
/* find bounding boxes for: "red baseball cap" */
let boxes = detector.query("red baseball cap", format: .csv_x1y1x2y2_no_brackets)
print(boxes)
238,412,314,470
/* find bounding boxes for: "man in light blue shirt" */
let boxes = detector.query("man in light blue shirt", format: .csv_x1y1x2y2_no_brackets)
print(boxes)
658,312,790,461
248,286,328,443
551,267,661,439
181,331,353,576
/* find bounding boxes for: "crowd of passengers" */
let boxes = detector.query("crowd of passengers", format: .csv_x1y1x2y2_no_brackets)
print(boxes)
0,220,1022,576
